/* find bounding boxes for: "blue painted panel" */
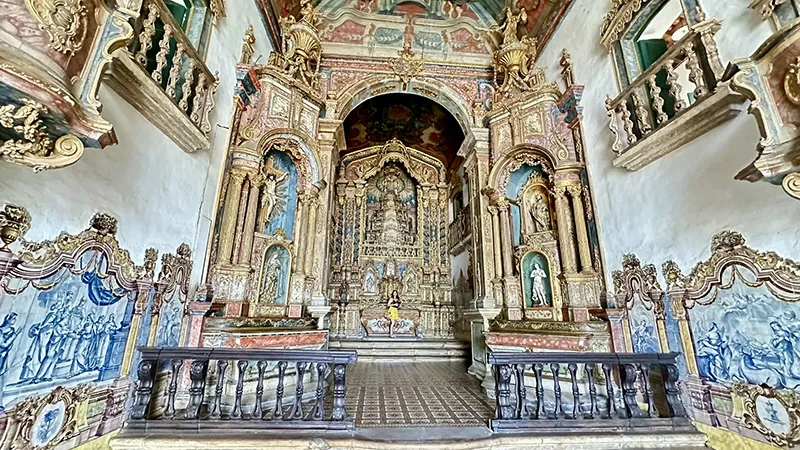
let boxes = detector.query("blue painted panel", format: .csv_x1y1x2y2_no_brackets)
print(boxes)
263,150,299,239
630,299,660,354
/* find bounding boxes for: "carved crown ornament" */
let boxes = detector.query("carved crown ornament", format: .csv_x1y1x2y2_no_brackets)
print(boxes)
662,230,800,305
0,99,86,172
390,47,424,88
267,0,322,96
24,0,88,54
732,383,800,447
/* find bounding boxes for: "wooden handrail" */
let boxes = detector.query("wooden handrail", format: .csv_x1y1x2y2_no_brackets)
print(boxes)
489,351,679,365
607,20,721,109
137,346,359,364
145,0,215,80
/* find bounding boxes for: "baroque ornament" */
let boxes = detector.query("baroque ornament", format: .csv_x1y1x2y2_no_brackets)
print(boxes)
732,383,800,447
390,47,424,88
0,99,85,172
749,0,788,19
10,384,91,450
785,57,800,106
783,172,800,200
25,0,88,54
600,0,651,51
268,0,322,93
0,204,32,251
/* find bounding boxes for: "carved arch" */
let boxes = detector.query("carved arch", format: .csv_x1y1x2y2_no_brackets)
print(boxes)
612,253,665,317
340,139,447,186
242,128,322,187
488,145,556,194
333,75,474,135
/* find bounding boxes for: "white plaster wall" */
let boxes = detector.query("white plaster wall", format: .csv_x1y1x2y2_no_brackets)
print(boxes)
450,250,470,284
0,1,272,286
538,0,800,286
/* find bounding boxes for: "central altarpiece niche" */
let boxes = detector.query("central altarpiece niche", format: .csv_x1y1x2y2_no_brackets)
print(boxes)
329,139,453,338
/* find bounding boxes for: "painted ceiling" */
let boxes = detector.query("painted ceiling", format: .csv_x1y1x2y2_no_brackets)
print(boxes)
256,0,575,61
342,93,465,167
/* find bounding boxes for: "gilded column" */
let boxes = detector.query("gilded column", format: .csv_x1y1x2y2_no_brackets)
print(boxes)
120,281,152,377
497,199,514,277
217,169,247,265
238,174,263,265
232,178,251,264
146,283,167,346
554,186,577,274
488,205,503,279
567,184,594,273
304,192,319,276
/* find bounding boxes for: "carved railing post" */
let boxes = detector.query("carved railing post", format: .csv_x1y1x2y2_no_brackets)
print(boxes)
331,363,347,421
130,359,157,420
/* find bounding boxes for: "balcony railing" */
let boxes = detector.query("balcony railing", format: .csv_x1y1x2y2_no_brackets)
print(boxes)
488,352,690,433
106,0,218,154
448,206,471,253
127,347,358,432
606,20,744,171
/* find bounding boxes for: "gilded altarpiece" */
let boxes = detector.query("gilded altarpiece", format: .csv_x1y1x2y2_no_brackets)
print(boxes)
328,139,453,337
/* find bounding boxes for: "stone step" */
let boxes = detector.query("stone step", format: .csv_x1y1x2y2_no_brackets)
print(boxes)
329,338,470,362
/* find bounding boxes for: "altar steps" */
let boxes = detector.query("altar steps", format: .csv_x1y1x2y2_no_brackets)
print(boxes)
328,338,469,362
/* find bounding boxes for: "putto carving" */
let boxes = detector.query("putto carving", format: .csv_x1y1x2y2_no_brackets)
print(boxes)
0,204,32,251
90,212,118,236
0,99,85,172
241,25,256,64
268,0,322,93
24,0,88,54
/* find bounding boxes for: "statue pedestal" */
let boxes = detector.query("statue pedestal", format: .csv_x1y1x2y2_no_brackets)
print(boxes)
307,305,332,330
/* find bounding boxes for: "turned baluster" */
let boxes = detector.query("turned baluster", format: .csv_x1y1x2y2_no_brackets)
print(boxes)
166,43,186,99
135,3,159,66
664,59,688,112
533,363,545,419
163,359,184,419
620,101,637,144
515,364,530,419
640,364,657,418
130,359,157,420
252,360,266,420
605,95,624,155
550,363,563,419
621,363,644,418
332,363,348,421
602,362,617,419
273,361,288,420
185,360,208,420
210,360,229,419
647,74,669,125
568,362,580,420
152,24,172,84
179,60,196,112
191,73,208,124
585,362,597,419
310,362,327,420
495,364,514,419
684,43,707,99
290,362,309,420
663,363,687,417
631,90,652,135
231,360,248,419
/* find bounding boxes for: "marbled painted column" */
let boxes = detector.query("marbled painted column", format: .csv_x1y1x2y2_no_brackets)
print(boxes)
120,280,152,377
238,174,263,265
670,292,699,376
497,200,514,277
567,184,594,274
304,193,320,277
464,130,494,307
217,169,247,265
488,206,503,279
554,186,577,274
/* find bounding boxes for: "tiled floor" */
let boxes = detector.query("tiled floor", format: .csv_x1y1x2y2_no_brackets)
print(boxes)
343,361,494,428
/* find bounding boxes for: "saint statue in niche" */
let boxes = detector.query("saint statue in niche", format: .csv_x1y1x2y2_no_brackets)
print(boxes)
258,156,289,230
530,263,548,306
261,253,282,303
364,269,377,294
528,192,551,233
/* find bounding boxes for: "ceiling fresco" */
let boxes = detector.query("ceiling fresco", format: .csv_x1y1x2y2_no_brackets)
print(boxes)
342,93,465,167
257,0,575,63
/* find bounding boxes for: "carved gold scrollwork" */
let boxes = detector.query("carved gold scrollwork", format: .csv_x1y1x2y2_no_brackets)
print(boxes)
783,173,800,200
0,99,85,171
25,0,88,54
732,383,800,447
785,57,800,106
391,47,424,88
10,384,91,450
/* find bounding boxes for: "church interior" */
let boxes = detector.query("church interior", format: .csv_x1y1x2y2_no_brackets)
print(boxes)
0,0,799,448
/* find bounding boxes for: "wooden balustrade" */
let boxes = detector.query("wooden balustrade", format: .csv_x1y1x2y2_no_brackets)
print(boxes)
489,352,689,433
605,20,725,157
128,347,358,432
448,206,471,251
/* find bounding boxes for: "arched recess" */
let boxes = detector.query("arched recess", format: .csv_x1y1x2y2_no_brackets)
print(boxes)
488,145,557,194
238,128,323,188
333,75,475,137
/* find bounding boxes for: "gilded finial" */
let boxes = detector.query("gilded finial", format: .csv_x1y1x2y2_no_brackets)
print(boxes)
0,204,31,251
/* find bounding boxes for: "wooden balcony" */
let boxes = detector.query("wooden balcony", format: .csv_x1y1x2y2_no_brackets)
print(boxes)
105,0,218,154
606,20,746,171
